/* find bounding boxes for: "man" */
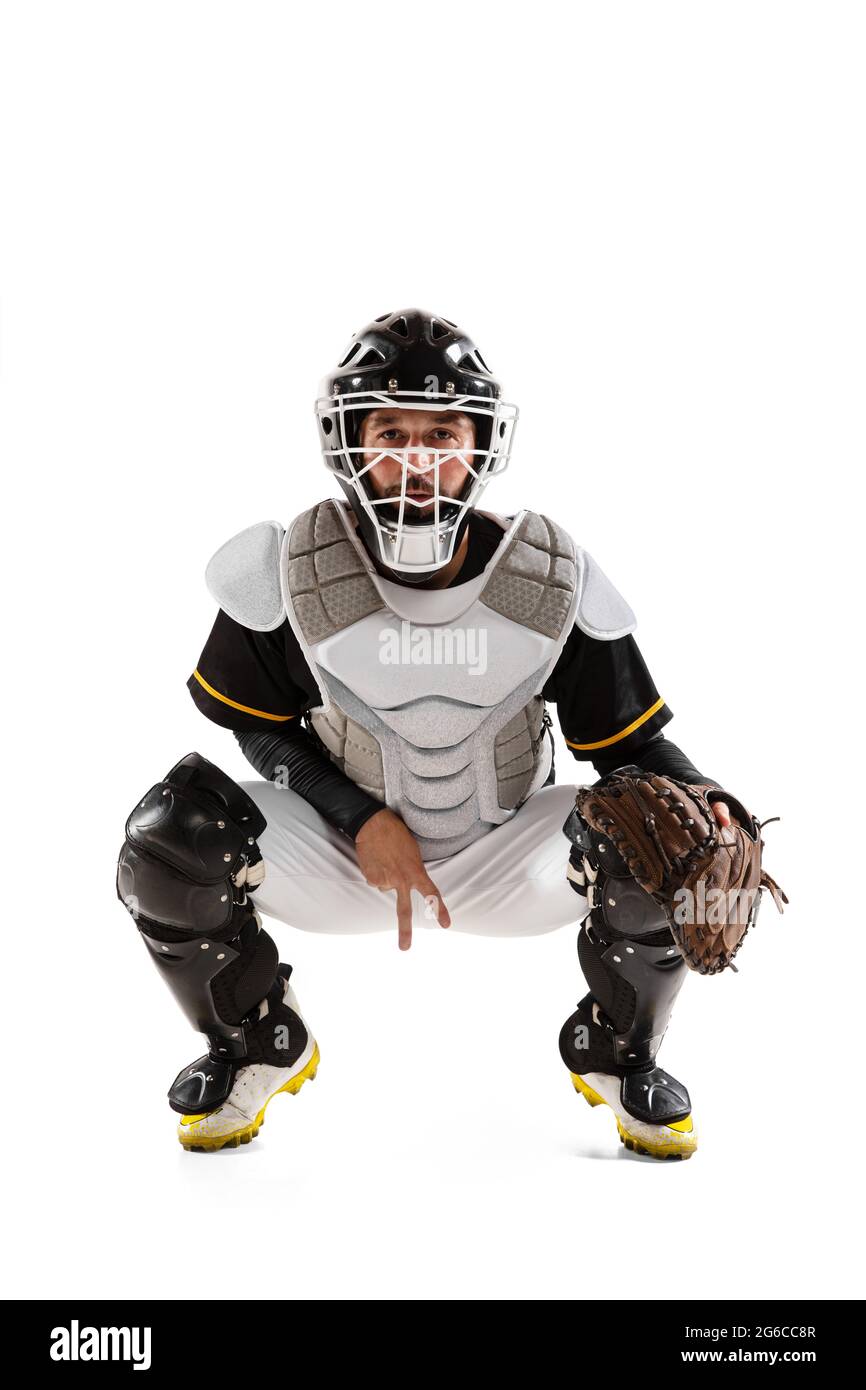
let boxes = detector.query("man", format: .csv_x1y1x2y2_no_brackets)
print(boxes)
117,309,742,1159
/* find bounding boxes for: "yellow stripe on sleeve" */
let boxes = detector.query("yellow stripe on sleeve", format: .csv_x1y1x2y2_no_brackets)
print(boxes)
192,669,297,723
565,697,666,751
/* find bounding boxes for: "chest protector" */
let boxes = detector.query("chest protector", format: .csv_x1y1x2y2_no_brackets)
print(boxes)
205,499,636,861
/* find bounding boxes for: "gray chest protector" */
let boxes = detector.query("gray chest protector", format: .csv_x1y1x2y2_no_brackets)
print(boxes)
206,499,636,861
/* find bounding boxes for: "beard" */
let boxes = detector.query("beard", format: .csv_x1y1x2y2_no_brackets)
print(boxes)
373,480,468,527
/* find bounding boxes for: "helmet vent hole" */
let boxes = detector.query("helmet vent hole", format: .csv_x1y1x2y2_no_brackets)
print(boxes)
476,350,490,372
430,319,449,341
458,352,481,372
390,315,409,338
374,312,391,322
321,418,333,436
354,347,386,369
337,342,361,368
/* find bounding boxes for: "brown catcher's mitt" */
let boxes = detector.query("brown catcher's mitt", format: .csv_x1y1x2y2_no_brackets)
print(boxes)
575,770,787,974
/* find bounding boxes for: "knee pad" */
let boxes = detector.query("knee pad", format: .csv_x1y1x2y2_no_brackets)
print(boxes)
118,751,266,934
116,752,283,1063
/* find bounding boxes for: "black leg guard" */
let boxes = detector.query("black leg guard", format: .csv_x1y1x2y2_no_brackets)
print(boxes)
559,804,691,1126
116,752,309,1114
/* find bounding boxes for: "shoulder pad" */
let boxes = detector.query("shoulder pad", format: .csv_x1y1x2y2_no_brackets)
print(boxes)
205,520,286,631
574,547,636,640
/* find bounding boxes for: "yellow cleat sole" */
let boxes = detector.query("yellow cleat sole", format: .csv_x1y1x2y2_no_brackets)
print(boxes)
178,1044,321,1153
569,1071,697,1161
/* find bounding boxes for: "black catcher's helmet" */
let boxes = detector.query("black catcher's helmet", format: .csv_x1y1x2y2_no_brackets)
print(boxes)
315,309,518,583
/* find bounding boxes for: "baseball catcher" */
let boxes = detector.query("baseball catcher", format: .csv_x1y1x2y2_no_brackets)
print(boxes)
116,309,784,1159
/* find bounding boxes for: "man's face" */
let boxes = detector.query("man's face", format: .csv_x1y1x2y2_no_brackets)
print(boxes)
358,407,477,518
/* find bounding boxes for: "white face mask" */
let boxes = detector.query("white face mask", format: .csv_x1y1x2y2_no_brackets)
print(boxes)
315,390,519,574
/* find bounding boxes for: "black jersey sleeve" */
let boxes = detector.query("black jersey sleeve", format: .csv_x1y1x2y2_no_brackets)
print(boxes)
234,726,385,840
187,609,317,732
188,609,384,837
543,624,718,786
592,730,713,786
542,626,673,764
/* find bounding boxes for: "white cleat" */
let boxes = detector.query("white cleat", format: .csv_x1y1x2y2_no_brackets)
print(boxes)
570,1070,698,1161
178,984,319,1152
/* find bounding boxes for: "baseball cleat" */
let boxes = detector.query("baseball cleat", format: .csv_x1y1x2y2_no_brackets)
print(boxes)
178,1040,320,1152
569,1069,697,1160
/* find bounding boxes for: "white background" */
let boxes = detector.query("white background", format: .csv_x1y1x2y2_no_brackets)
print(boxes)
1,0,863,1301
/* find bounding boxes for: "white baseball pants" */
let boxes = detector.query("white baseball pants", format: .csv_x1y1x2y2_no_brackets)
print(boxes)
242,780,588,937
